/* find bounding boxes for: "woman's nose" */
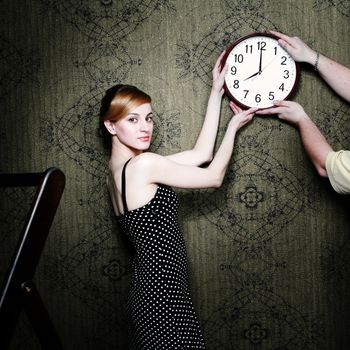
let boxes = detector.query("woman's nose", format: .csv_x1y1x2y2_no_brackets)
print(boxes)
140,120,150,132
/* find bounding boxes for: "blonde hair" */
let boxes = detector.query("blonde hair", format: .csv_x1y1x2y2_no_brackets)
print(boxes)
100,84,151,123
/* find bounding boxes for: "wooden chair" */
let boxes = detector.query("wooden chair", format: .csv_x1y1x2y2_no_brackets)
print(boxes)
0,168,65,349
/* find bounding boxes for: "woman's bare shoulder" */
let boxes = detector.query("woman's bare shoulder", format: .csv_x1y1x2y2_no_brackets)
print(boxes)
132,152,164,168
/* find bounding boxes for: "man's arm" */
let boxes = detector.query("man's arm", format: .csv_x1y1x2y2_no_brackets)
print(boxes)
270,30,350,102
257,100,333,177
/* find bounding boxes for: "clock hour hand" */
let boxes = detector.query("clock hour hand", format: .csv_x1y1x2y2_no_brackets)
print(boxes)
244,71,260,81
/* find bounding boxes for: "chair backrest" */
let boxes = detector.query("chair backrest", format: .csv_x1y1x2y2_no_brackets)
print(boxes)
0,167,65,349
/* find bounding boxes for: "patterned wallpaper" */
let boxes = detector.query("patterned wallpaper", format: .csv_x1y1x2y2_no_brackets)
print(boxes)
0,0,349,349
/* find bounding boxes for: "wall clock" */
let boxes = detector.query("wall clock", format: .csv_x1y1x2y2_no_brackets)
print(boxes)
222,32,300,109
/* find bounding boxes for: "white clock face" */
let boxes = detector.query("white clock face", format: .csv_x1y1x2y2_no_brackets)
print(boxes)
224,34,299,109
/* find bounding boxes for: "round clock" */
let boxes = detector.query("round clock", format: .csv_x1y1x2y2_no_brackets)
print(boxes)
222,32,300,109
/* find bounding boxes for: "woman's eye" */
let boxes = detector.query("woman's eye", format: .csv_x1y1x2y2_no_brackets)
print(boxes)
128,117,137,123
146,116,153,122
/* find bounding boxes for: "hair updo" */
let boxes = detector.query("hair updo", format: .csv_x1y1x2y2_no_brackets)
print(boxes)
100,84,151,122
99,84,151,149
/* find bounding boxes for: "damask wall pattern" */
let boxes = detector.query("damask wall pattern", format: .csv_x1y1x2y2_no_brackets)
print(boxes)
0,0,349,349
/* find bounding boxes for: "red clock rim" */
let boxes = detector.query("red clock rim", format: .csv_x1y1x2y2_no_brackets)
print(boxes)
221,32,300,110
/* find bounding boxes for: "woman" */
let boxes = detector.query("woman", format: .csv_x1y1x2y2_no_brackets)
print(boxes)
99,51,257,349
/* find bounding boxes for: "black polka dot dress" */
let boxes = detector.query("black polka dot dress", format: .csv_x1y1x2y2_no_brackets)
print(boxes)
117,159,206,349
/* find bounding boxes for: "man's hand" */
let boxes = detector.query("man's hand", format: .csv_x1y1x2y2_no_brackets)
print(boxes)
256,100,310,126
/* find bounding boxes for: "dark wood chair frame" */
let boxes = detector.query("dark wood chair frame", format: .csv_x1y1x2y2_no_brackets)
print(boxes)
0,168,65,349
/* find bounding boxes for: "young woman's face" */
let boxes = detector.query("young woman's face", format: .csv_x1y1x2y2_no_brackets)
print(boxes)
115,103,154,151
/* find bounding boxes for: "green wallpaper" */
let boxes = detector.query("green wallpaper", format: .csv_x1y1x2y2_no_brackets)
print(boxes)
0,0,349,349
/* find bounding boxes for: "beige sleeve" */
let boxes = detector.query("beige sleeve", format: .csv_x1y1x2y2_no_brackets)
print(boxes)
325,150,350,194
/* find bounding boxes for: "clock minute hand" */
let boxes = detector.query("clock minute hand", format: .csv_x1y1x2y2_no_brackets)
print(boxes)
258,48,263,72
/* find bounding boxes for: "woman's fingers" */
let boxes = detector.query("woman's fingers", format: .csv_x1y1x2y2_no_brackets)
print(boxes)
229,101,242,115
213,50,227,71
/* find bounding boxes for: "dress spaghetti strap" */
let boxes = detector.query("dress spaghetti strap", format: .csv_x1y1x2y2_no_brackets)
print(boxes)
121,158,132,213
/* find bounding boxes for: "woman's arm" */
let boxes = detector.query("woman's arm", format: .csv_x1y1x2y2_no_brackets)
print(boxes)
139,103,257,189
166,51,228,166
270,30,350,102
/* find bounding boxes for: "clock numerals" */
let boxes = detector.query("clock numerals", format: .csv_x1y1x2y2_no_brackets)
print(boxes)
234,54,244,63
224,34,298,108
241,90,276,103
245,45,253,54
245,41,266,54
257,41,266,51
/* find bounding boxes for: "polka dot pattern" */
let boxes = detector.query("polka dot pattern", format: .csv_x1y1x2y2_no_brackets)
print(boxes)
118,185,205,349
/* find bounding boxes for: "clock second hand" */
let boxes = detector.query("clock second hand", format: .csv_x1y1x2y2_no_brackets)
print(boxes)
260,56,278,74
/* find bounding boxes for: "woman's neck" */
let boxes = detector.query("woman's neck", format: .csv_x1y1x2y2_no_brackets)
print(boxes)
109,138,142,165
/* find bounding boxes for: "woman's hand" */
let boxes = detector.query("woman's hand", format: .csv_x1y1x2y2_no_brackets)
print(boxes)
212,50,228,95
270,30,317,65
229,101,257,130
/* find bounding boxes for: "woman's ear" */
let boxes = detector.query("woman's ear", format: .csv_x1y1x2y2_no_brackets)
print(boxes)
104,120,117,135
